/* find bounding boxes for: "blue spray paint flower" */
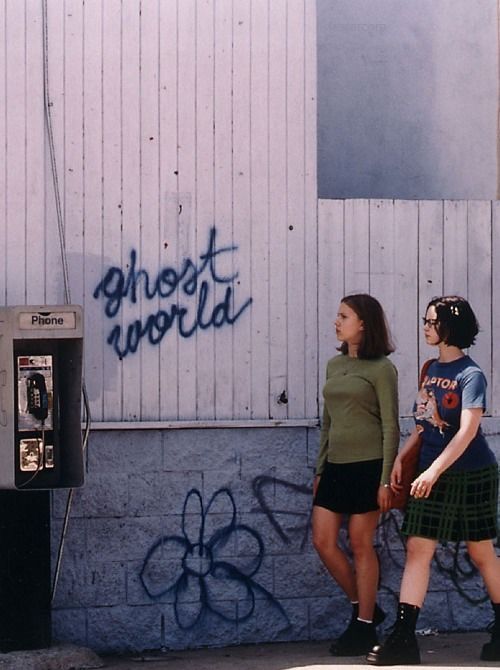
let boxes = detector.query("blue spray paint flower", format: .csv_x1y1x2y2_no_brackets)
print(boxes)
140,487,289,629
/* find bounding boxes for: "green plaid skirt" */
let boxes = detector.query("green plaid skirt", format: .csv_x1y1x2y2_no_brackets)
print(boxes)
402,464,499,542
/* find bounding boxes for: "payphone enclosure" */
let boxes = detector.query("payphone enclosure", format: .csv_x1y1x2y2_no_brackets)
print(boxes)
0,305,84,490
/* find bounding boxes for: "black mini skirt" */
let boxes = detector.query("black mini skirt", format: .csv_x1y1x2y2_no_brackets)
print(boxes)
313,459,383,514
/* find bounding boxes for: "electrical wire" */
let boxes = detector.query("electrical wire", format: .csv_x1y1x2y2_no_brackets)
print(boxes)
41,0,92,604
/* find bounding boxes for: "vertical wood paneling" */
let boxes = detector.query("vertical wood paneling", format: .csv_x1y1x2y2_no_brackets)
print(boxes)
491,201,500,415
249,0,270,419
158,0,180,420
194,0,216,420
232,0,252,418
213,0,233,420
344,199,369,294
121,1,141,421
176,0,197,420
303,0,318,419
392,200,419,414
63,0,84,305
286,0,306,417
139,0,161,420
5,0,27,304
467,200,492,409
5,1,500,426
268,0,288,420
418,200,444,365
318,198,498,418
82,0,103,419
44,0,65,304
25,1,46,305
317,199,343,402
370,199,396,310
369,199,398,388
443,200,468,297
4,0,317,424
101,0,123,421
22,1,500,425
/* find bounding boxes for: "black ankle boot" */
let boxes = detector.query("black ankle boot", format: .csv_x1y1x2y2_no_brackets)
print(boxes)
366,602,421,665
329,619,378,656
480,602,500,662
350,602,386,626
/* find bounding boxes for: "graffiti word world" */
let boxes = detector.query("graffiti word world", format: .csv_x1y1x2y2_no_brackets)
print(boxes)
93,227,252,358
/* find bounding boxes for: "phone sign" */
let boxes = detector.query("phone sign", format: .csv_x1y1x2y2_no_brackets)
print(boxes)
18,311,76,330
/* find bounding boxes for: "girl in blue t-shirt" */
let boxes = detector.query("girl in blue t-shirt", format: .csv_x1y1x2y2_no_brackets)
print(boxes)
367,296,500,666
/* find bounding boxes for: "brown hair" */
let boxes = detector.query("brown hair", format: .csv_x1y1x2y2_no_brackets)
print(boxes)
338,293,395,359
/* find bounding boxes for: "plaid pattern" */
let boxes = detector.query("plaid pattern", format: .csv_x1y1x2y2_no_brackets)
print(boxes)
402,464,499,542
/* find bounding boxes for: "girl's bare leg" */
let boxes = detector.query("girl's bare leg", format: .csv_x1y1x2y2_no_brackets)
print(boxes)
348,510,381,620
399,536,437,606
312,505,357,599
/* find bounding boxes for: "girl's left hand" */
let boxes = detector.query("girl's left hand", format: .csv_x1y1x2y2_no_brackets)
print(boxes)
410,469,439,499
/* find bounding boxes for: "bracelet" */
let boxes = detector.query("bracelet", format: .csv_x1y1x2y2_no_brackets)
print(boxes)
383,484,391,488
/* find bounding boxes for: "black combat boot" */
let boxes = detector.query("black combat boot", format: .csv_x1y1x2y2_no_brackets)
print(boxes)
366,602,421,665
480,602,500,662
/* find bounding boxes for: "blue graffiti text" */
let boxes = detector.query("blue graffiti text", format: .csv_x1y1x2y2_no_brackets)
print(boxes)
93,227,252,358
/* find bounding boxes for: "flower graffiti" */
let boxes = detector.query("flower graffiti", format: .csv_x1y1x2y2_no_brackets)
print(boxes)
140,487,289,630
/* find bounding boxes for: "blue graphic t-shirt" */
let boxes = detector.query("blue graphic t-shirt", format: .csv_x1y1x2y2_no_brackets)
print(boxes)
413,356,496,472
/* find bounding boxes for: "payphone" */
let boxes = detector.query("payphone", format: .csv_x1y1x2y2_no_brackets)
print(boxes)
0,305,84,490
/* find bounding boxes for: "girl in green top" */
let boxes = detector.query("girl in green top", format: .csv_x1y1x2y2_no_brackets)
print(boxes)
313,294,400,656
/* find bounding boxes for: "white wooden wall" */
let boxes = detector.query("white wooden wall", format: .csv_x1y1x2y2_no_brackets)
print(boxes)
4,2,500,426
319,199,500,417
1,0,318,423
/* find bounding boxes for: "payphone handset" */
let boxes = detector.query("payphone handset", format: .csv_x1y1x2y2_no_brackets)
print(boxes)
17,355,53,430
26,373,49,422
15,355,56,478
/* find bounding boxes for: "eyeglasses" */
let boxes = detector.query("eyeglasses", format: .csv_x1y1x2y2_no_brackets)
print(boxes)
422,317,438,327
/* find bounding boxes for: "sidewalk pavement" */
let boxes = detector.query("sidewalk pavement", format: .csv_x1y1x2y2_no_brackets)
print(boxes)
100,633,494,669
0,631,495,670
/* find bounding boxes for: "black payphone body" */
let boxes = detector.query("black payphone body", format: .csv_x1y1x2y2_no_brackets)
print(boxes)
0,305,84,490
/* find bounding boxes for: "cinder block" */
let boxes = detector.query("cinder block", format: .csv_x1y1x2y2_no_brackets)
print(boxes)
87,431,162,474
163,429,238,472
236,596,295,644
274,554,334,599
52,473,129,518
53,557,126,609
448,590,491,630
52,608,88,648
309,595,352,639
87,605,161,653
86,517,166,561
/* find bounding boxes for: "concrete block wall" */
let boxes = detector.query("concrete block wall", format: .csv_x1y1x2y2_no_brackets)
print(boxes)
50,423,499,653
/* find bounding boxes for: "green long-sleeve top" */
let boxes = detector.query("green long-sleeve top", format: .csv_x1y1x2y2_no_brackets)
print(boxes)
316,354,400,485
